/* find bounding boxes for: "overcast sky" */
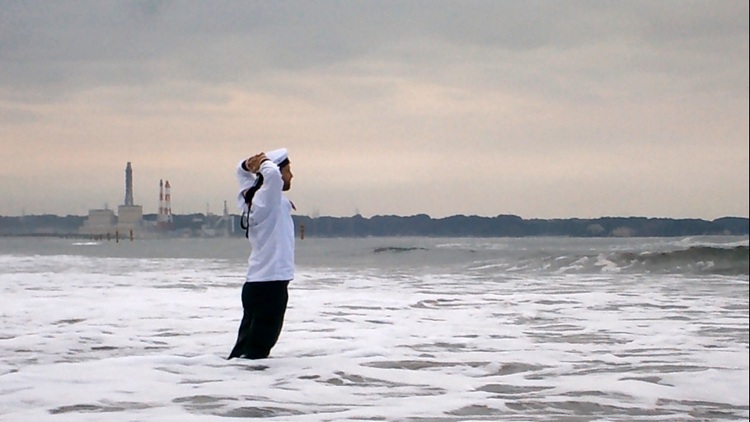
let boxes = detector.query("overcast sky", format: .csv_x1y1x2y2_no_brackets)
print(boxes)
1,0,748,219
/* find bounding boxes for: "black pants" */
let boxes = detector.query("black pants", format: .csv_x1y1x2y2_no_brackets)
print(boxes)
228,281,289,360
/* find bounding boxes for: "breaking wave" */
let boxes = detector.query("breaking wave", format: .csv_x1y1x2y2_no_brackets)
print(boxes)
366,238,749,276
607,245,749,275
465,245,750,276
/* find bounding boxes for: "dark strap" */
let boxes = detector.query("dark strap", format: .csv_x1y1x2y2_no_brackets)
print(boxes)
240,173,264,238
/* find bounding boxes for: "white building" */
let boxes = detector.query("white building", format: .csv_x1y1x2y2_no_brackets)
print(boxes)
79,208,117,235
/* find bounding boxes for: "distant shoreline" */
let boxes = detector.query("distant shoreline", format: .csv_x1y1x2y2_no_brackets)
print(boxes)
1,214,747,238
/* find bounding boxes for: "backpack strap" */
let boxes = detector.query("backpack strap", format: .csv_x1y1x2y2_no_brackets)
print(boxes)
239,173,264,238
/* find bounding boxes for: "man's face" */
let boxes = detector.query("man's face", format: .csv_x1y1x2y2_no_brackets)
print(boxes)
281,164,293,191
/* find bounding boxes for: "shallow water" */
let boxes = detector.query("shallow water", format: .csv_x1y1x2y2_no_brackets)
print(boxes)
0,236,747,421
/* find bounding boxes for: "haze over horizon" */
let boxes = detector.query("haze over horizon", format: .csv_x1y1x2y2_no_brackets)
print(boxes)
2,1,748,220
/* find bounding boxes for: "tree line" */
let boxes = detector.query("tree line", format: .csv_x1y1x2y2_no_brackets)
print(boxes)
2,213,746,238
291,214,748,238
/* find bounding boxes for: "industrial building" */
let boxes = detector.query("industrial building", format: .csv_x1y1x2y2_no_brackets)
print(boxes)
79,161,234,238
80,162,143,236
79,208,116,235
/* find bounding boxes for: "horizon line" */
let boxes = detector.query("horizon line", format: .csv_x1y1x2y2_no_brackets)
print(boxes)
3,212,748,221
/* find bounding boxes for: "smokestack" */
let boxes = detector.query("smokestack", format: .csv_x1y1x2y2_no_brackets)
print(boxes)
165,180,172,223
158,179,165,223
124,162,134,206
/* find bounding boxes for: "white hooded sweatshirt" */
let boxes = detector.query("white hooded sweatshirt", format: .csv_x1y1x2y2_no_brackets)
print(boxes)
235,149,295,282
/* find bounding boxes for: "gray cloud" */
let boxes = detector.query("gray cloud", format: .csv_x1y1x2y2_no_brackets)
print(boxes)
3,1,745,91
1,0,747,218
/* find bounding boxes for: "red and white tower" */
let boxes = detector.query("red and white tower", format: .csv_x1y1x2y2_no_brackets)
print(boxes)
157,179,173,230
164,180,173,224
158,179,165,225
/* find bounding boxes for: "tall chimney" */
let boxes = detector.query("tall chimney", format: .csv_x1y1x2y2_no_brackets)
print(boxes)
165,180,172,223
158,179,165,223
124,162,134,206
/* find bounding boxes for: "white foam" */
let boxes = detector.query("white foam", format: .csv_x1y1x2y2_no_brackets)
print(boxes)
0,251,747,421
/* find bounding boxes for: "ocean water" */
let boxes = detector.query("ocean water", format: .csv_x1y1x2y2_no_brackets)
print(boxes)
0,235,747,421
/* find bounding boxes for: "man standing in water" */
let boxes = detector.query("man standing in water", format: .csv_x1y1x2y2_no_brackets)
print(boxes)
229,148,295,360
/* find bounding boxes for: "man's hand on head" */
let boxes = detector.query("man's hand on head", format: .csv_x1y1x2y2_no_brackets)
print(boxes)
246,153,269,173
